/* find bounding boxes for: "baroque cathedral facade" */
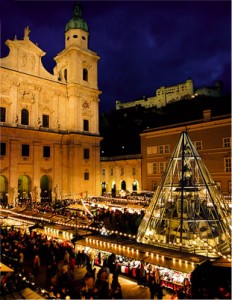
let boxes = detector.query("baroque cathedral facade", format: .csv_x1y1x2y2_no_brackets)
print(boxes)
0,3,102,205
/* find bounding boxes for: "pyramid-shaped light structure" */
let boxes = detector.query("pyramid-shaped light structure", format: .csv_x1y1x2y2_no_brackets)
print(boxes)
137,131,231,258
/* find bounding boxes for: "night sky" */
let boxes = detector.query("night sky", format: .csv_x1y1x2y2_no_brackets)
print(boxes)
0,0,231,113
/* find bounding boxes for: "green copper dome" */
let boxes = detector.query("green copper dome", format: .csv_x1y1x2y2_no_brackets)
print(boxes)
65,2,88,32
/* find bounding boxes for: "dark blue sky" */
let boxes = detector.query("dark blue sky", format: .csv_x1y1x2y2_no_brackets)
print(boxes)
1,0,231,113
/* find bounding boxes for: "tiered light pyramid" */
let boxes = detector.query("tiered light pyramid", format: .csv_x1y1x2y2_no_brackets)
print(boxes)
137,131,231,258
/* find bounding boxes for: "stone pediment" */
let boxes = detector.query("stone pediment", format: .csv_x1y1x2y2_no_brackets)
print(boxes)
8,39,43,55
0,28,56,81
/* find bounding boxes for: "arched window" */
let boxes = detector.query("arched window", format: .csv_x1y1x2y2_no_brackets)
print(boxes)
101,181,106,196
42,114,49,128
64,69,67,82
121,180,126,190
83,119,89,131
83,68,88,81
0,175,8,206
111,183,116,198
132,180,138,191
0,107,6,122
18,175,31,204
40,175,52,203
21,109,29,125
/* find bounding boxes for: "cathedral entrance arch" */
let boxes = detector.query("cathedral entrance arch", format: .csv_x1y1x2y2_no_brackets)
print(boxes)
111,182,116,198
40,175,52,203
101,181,106,196
0,175,8,206
132,180,138,192
121,180,126,191
18,175,31,205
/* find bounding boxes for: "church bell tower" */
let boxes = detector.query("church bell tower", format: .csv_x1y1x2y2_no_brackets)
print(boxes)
54,1,101,134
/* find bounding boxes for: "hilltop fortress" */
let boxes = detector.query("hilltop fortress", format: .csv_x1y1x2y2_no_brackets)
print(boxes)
116,79,222,110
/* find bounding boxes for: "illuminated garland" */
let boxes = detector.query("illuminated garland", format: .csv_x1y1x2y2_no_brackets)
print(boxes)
0,208,231,262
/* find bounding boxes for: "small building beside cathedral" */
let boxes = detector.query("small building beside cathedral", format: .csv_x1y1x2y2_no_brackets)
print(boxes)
140,111,231,197
0,3,102,205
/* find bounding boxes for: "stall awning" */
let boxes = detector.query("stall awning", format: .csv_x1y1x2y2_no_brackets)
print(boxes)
75,235,207,274
76,237,148,263
211,257,232,268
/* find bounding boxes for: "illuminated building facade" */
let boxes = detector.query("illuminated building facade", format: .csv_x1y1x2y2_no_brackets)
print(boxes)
0,3,102,205
100,155,142,197
99,111,231,199
140,111,231,198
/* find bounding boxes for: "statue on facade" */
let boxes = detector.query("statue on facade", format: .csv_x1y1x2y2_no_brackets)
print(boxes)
73,2,82,17
54,184,61,200
13,187,18,207
35,186,41,202
24,26,31,40
37,118,41,127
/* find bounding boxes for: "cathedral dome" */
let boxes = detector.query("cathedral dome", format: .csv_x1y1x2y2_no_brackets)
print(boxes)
65,2,88,32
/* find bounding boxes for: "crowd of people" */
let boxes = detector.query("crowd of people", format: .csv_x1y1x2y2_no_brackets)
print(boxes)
1,226,73,298
0,227,125,299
